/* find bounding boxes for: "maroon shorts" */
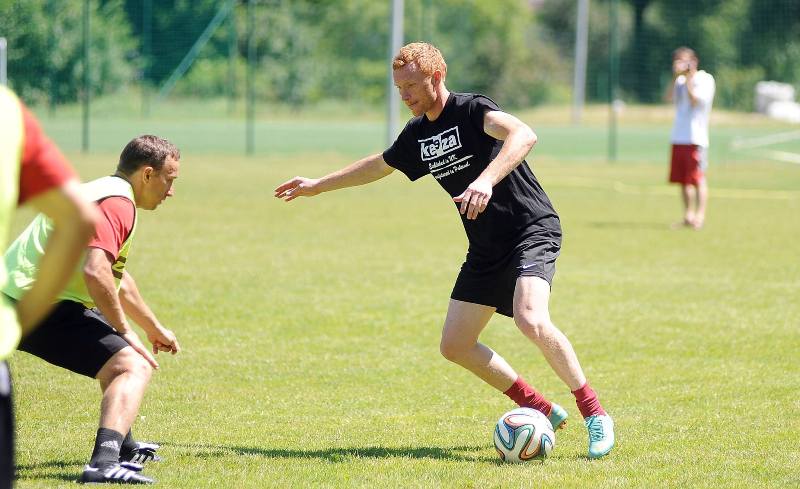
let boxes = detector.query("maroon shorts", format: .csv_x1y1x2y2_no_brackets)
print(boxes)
669,144,706,185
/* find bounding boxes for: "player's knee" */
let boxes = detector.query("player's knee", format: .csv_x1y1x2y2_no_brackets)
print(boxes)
514,313,552,342
439,337,468,364
130,354,153,380
111,348,153,380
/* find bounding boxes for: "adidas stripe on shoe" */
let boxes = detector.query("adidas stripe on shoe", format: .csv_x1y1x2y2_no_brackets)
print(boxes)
79,463,154,484
119,442,161,464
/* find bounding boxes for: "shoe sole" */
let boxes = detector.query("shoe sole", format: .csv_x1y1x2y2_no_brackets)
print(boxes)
588,447,613,459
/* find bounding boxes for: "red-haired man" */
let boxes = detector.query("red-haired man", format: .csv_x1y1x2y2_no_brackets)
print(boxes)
275,42,614,459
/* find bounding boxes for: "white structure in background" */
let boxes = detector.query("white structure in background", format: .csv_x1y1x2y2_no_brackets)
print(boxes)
733,81,800,164
755,81,800,123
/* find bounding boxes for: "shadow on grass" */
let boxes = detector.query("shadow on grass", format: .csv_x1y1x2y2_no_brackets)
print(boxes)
15,458,83,483
167,443,495,463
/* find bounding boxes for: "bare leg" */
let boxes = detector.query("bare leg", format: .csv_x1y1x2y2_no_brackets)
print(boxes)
95,346,152,434
693,179,708,228
439,299,518,391
513,276,586,391
681,184,695,226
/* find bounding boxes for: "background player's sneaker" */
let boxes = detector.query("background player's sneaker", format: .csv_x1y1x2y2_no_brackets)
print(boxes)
585,414,615,459
119,442,161,464
548,403,568,430
79,463,154,484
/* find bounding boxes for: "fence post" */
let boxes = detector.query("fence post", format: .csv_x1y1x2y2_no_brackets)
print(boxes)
228,0,237,116
142,0,152,117
572,0,589,125
0,38,6,86
82,0,90,153
387,0,404,146
608,0,619,162
246,0,255,155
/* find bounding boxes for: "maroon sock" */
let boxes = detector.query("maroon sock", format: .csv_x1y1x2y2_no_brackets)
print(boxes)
572,382,606,418
503,376,552,416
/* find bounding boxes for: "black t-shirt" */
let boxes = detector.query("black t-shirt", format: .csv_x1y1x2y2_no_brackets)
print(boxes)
382,92,561,265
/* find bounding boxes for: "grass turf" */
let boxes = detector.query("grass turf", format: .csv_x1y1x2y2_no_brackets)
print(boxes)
9,107,800,488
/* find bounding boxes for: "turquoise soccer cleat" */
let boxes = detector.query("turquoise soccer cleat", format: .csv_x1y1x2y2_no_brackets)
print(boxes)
548,403,569,430
585,414,615,459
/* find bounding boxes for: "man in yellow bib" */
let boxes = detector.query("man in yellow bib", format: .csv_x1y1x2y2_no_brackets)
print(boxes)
3,135,182,485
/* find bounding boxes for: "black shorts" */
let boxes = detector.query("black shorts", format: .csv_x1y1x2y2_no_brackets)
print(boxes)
0,362,13,489
451,239,560,318
17,300,129,378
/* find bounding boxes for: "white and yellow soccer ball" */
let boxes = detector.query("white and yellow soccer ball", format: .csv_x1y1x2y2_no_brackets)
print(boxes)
493,407,555,463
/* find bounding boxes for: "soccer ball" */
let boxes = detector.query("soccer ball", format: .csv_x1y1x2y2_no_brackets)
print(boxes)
493,407,555,463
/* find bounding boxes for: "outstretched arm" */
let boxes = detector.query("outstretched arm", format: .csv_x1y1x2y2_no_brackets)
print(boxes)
453,110,537,220
119,271,180,355
16,179,97,334
274,153,395,201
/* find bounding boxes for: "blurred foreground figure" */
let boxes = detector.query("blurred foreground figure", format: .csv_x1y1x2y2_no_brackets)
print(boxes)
0,86,97,489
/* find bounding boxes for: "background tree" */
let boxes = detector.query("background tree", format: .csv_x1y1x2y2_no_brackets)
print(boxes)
2,0,798,110
1,0,135,105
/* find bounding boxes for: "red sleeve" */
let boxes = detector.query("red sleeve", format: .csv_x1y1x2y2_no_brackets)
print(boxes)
18,103,76,204
87,197,136,260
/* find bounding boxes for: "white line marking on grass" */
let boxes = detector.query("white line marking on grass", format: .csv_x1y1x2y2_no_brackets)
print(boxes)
765,150,800,165
731,130,800,150
548,178,799,200
612,181,799,200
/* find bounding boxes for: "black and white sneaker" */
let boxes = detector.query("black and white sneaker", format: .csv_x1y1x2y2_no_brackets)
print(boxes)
119,461,144,472
79,463,154,484
119,442,162,464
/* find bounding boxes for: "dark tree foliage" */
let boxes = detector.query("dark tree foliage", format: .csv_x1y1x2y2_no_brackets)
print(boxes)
2,0,798,109
1,0,135,104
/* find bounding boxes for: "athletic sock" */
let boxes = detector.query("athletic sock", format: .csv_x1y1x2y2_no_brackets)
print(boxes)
503,376,552,415
120,429,136,457
572,382,606,418
89,427,124,469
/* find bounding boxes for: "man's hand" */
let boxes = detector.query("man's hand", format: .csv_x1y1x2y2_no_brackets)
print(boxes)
685,61,697,82
453,177,493,220
147,325,181,355
120,329,160,369
274,177,321,201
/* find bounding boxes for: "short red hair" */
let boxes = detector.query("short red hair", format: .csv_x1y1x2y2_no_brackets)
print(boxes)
392,42,447,79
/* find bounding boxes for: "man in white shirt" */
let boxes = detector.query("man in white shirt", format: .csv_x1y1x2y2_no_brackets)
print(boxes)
666,47,715,229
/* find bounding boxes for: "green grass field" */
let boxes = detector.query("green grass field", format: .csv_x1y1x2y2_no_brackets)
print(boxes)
10,106,800,488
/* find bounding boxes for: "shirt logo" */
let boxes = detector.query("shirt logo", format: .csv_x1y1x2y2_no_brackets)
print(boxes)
418,127,462,161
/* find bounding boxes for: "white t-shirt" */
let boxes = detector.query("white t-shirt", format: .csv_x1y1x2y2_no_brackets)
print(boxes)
671,70,715,147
